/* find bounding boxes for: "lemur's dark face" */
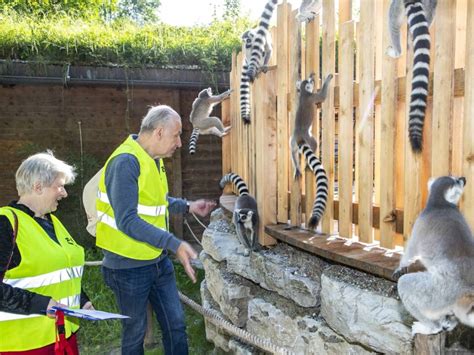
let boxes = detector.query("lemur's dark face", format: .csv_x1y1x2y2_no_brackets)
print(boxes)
236,209,254,223
242,31,254,48
428,176,466,205
198,88,212,99
297,73,315,95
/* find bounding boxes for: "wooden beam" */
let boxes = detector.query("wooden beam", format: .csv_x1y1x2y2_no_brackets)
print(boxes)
264,224,401,281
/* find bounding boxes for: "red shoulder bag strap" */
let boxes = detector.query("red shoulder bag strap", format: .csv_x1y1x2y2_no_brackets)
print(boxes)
0,210,18,281
54,310,74,355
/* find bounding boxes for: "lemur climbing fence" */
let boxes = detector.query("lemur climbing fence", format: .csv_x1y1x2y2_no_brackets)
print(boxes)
221,0,474,249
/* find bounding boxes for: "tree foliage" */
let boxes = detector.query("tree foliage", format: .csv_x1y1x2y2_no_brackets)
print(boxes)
0,0,161,23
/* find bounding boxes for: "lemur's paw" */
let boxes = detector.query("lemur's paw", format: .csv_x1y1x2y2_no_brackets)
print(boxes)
412,322,442,336
386,45,401,58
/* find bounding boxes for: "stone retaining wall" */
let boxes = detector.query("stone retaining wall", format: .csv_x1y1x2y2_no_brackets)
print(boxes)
200,209,474,354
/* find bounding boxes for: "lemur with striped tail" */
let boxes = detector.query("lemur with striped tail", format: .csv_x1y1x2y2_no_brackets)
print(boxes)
189,87,232,155
387,0,437,152
240,0,278,124
290,72,332,229
299,143,328,229
219,173,259,255
393,176,474,334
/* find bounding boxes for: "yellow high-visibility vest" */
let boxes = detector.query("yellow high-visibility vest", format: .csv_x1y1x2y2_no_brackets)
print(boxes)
96,135,169,260
0,207,84,352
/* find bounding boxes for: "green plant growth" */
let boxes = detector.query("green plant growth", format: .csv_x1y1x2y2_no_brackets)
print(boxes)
79,248,213,354
0,10,250,72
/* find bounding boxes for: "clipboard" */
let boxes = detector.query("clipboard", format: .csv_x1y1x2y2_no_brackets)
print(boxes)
51,306,130,321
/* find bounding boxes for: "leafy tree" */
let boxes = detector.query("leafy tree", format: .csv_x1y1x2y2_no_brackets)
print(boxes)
0,0,161,23
0,0,113,18
223,0,241,20
114,0,160,24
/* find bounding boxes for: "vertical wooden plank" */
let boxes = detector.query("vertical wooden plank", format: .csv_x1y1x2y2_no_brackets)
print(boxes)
277,1,290,223
356,0,375,243
403,38,423,244
431,0,456,177
373,0,384,242
339,0,352,25
321,0,336,234
236,51,244,183
455,0,467,69
452,0,467,177
221,99,231,175
394,13,408,246
379,0,398,249
230,52,238,175
255,69,278,246
462,0,474,231
338,20,354,239
304,15,320,227
289,7,302,227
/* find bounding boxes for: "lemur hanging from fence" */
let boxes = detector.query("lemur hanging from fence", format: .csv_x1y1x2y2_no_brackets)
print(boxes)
387,0,438,153
220,173,259,256
240,0,278,124
290,73,333,230
188,87,232,155
296,0,321,23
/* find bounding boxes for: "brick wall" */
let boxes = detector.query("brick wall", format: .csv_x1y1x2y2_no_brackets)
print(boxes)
0,83,223,244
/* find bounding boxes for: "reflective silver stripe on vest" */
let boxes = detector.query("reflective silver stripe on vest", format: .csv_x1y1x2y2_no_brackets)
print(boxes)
0,294,81,322
97,191,166,216
4,266,83,289
0,311,42,321
58,294,81,308
99,213,166,232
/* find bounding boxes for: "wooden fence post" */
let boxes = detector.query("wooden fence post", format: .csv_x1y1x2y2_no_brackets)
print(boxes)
255,69,278,246
289,7,302,227
277,1,290,224
463,0,474,231
379,0,398,248
338,20,354,239
321,0,336,234
356,0,375,243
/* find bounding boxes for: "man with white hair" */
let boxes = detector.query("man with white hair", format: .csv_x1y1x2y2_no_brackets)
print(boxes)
96,105,215,355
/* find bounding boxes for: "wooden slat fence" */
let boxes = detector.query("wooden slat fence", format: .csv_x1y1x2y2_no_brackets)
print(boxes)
222,0,474,249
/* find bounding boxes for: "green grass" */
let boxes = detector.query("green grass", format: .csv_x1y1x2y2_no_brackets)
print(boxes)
0,10,251,72
78,248,214,354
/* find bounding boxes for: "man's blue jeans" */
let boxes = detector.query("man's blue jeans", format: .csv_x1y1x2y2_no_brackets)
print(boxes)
102,256,188,355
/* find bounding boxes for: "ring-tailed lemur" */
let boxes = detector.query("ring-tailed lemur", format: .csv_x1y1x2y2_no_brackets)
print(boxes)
299,143,328,229
189,87,232,155
394,176,474,335
240,0,278,124
219,173,259,255
296,0,322,23
290,73,333,178
387,0,437,153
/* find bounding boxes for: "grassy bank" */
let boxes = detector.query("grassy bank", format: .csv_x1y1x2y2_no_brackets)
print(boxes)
78,248,213,354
